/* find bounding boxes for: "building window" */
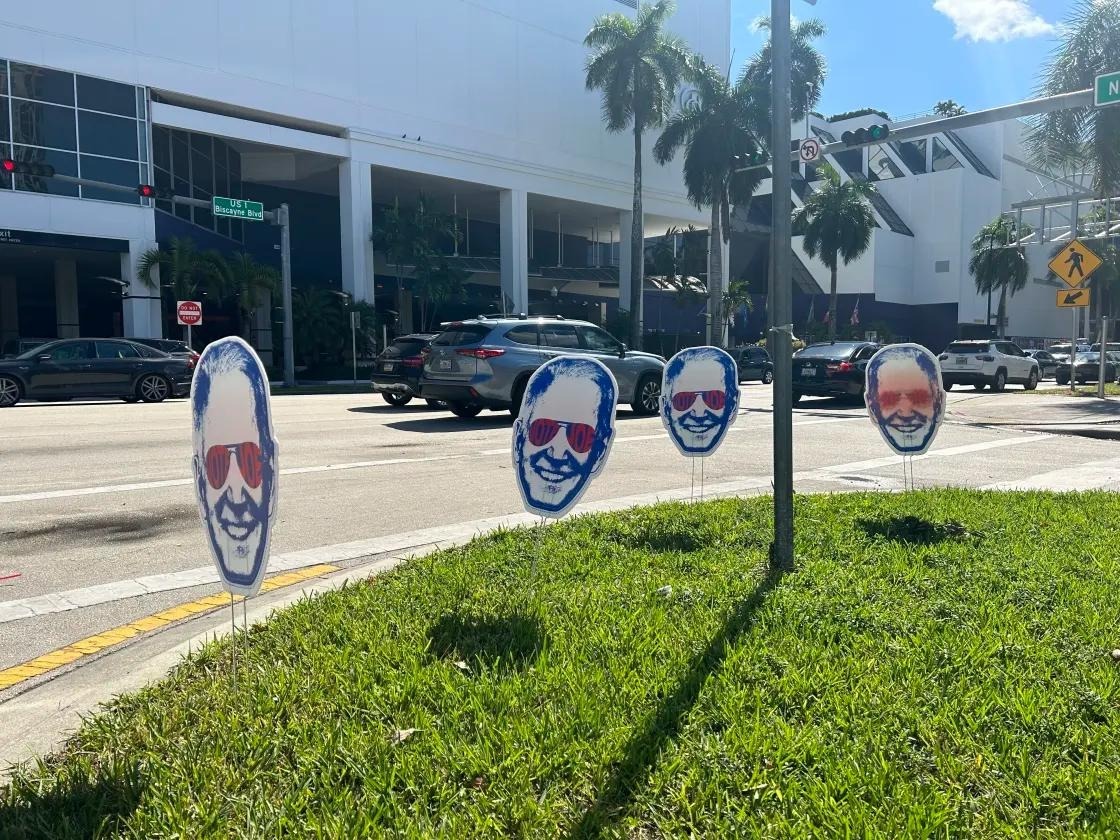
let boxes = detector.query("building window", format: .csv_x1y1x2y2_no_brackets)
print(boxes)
9,62,74,106
931,137,962,172
892,138,927,174
832,148,863,179
13,99,76,150
150,124,244,242
868,145,904,182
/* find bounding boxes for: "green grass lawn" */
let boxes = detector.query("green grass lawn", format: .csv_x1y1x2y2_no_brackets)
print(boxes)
1030,383,1120,397
4,491,1120,838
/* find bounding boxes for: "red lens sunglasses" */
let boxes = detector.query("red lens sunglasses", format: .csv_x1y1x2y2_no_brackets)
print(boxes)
527,418,597,453
877,389,933,410
671,389,726,412
205,442,264,489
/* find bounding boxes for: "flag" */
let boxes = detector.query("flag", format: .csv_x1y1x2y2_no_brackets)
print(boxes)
805,295,815,327
850,296,860,326
822,306,830,325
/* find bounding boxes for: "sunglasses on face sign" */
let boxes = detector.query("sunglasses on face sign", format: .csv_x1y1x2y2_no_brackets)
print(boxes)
527,418,597,453
877,388,934,410
205,442,264,489
671,389,726,412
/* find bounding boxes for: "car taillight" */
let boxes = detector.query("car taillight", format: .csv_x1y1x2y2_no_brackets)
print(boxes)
938,354,948,361
978,355,994,361
826,361,853,374
402,356,422,368
456,348,505,359
187,355,197,371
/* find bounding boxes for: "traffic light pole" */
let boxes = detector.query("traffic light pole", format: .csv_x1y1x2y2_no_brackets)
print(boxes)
770,0,795,572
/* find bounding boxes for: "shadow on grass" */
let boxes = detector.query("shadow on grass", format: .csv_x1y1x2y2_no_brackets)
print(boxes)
427,611,545,672
0,765,143,839
857,516,972,545
564,563,788,839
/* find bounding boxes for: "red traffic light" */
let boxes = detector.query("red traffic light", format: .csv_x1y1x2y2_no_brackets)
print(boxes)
138,184,156,198
0,158,55,177
1,159,15,174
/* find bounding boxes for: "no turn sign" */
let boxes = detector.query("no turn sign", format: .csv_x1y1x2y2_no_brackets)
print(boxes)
799,137,822,163
177,300,203,326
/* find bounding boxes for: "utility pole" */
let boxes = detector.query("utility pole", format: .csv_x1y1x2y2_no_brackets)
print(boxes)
277,203,295,388
770,0,795,571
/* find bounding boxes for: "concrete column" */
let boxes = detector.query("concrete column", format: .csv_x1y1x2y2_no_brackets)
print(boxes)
121,241,164,338
399,290,414,334
54,259,80,338
499,189,529,316
617,210,644,330
0,276,18,345
340,158,376,303
252,290,274,366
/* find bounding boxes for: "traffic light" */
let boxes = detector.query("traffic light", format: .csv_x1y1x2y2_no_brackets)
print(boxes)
0,157,56,177
736,148,769,168
137,183,174,199
840,124,890,146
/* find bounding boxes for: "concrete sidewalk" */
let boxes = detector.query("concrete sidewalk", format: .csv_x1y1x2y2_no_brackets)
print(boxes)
947,392,1120,438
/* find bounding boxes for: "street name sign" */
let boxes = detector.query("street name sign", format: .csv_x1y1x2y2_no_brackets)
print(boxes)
799,137,821,163
212,196,264,221
1048,238,1102,288
1096,71,1120,108
177,300,203,326
1056,288,1090,308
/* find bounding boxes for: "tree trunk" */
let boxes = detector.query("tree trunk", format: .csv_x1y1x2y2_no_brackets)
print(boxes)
997,284,1008,339
827,258,838,342
708,201,724,348
630,124,644,351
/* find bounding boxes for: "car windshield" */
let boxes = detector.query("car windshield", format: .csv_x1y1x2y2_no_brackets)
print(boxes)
945,342,989,354
1074,353,1099,363
796,342,863,358
389,338,427,356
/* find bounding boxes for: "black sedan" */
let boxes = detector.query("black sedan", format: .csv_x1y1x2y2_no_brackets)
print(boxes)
371,333,443,407
1054,352,1119,386
1026,349,1059,379
791,341,881,405
735,345,774,384
0,338,194,407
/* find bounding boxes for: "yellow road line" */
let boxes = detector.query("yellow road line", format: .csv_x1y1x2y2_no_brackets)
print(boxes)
0,564,338,691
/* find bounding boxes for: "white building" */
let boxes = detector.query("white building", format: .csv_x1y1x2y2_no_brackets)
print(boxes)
0,0,727,355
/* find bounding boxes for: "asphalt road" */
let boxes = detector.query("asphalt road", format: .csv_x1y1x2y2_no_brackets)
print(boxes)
2,386,1118,672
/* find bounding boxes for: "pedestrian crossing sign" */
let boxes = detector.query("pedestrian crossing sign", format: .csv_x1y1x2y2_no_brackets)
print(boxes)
1048,238,1102,288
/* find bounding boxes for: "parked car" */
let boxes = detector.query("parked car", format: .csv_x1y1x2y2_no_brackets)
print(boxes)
128,337,201,366
734,345,774,384
0,338,194,407
2,338,51,359
1047,343,1073,364
1025,349,1058,379
791,341,880,405
420,316,665,418
370,333,442,407
1055,352,1119,386
939,339,1039,391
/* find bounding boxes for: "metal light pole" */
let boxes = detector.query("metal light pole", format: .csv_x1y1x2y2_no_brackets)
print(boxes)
277,203,295,388
771,0,795,571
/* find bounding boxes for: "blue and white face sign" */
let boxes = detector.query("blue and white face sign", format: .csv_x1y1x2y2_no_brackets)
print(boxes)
512,356,617,519
660,346,740,457
191,337,278,597
865,343,946,456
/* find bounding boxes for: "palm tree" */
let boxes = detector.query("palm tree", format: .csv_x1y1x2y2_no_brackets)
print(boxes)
791,168,876,341
585,0,688,350
654,55,767,348
136,237,223,339
649,226,705,351
739,17,827,119
211,252,280,340
969,217,1029,339
371,204,413,327
291,288,345,368
934,100,967,117
1027,0,1120,197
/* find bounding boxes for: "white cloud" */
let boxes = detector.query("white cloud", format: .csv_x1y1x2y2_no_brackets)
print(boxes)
933,0,1056,42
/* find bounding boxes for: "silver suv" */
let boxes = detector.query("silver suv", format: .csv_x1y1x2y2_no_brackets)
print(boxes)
420,316,665,418
939,339,1040,391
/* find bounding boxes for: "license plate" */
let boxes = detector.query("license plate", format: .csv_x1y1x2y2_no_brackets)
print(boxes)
955,356,967,365
801,366,814,377
382,362,393,372
438,359,452,371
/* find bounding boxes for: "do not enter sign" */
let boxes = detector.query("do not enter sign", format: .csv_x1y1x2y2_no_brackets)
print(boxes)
177,300,203,326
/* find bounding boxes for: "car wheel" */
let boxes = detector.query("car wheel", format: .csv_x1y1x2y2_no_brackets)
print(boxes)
972,383,987,391
943,380,953,391
448,402,483,419
992,370,1007,392
792,390,803,406
1056,373,1069,386
122,396,140,403
137,374,171,403
631,373,661,416
0,375,21,407
425,399,448,409
1025,369,1038,391
382,392,413,407
762,369,774,385
509,378,529,418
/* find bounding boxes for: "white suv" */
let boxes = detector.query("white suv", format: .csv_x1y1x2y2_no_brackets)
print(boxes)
939,340,1040,392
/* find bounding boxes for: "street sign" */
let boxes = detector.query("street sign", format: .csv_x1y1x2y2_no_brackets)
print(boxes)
1057,288,1091,308
1096,71,1120,108
176,300,203,326
350,311,361,329
1048,238,1102,288
212,196,264,221
799,137,821,163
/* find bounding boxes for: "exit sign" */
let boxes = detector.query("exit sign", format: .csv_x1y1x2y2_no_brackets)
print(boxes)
1095,71,1120,107
212,196,265,221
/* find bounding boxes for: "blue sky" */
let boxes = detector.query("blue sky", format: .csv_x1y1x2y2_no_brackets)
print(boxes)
730,0,1072,120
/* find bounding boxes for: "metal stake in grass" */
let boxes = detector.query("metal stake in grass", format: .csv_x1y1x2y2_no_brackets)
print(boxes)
700,458,706,501
229,591,237,683
690,458,696,501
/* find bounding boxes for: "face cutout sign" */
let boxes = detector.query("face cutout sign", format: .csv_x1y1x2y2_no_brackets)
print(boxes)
191,337,278,597
660,346,741,457
512,356,617,518
865,343,946,456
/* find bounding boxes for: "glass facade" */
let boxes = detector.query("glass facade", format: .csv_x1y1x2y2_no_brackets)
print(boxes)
867,145,904,182
892,139,927,174
151,125,244,242
0,58,146,203
932,136,963,172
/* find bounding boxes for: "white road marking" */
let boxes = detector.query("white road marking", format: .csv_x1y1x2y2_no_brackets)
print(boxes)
0,430,1056,623
982,457,1120,491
